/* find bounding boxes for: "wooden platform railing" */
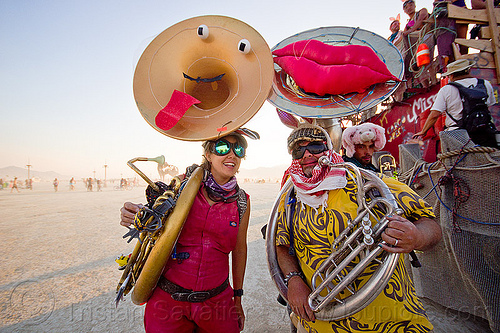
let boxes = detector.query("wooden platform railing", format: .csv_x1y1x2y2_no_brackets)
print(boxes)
448,0,500,77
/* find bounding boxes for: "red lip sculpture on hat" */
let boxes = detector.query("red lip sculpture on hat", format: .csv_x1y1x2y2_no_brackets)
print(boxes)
273,40,400,96
267,26,404,118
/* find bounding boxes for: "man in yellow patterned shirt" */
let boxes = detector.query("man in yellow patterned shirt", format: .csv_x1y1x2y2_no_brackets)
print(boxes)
276,124,442,333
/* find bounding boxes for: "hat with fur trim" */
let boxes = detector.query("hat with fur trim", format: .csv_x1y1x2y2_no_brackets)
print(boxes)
287,124,333,153
341,123,386,158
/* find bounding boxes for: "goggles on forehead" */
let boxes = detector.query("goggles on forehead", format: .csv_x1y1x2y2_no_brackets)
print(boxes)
403,0,414,7
212,139,246,158
292,141,328,160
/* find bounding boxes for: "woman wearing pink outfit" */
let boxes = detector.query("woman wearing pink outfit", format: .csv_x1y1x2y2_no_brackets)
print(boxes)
120,133,250,332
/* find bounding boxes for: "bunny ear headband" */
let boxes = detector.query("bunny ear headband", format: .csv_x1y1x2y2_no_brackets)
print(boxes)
389,14,401,22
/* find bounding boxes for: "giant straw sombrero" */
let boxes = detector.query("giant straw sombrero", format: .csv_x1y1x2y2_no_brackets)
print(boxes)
134,15,274,141
267,26,404,119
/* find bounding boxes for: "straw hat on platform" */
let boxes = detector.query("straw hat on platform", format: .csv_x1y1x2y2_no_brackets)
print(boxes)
442,59,475,77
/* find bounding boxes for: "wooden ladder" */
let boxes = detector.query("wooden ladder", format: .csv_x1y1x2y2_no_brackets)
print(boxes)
448,0,500,77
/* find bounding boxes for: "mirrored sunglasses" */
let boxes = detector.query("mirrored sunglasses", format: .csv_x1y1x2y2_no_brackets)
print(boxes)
213,139,245,158
292,142,328,160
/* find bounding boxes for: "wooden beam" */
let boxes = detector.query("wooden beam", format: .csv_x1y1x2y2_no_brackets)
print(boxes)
455,38,493,52
480,26,492,39
486,0,500,78
456,52,497,69
470,68,499,84
447,4,500,24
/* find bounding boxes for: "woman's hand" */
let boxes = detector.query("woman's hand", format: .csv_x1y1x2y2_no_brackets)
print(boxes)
120,202,142,227
234,298,245,331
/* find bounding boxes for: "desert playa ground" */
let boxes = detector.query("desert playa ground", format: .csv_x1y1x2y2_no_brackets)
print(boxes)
0,181,493,333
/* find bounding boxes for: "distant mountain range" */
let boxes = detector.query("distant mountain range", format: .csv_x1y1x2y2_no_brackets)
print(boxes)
0,165,289,182
0,166,69,181
238,165,287,181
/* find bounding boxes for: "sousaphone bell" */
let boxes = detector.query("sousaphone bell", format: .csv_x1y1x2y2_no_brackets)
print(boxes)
265,26,405,320
115,15,274,306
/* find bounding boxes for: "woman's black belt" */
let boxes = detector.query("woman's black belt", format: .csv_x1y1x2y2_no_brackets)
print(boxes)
158,276,229,303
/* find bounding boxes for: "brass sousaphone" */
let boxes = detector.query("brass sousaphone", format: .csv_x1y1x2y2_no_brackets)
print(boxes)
265,26,405,320
116,15,273,305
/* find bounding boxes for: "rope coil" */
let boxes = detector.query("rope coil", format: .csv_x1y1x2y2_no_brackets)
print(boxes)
437,146,498,160
402,142,500,228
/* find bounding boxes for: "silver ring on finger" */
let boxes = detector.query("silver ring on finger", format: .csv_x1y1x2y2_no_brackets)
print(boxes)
394,239,399,247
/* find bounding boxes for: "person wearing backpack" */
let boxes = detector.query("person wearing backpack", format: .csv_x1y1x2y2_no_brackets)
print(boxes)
414,59,499,148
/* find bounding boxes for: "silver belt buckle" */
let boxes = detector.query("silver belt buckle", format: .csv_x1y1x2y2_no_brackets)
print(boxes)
171,292,190,302
187,291,210,302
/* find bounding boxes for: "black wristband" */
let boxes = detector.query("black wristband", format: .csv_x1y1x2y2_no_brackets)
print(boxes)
233,289,244,297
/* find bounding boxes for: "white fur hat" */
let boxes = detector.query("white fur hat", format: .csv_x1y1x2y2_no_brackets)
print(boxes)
341,123,386,158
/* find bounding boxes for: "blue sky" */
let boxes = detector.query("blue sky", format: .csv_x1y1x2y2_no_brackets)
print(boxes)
0,0,439,179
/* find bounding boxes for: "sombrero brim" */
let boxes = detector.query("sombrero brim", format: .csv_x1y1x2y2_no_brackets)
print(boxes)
133,15,273,141
267,26,404,118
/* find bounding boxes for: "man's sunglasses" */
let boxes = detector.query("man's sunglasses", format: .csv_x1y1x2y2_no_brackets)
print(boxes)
292,142,328,160
212,139,245,158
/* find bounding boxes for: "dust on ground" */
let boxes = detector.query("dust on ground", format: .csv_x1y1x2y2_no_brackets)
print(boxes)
0,182,492,332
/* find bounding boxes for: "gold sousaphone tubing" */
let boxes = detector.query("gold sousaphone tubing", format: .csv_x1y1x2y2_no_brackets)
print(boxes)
127,155,166,193
116,156,203,305
117,14,274,306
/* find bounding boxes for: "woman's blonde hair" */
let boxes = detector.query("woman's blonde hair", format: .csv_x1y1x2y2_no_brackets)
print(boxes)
200,141,215,171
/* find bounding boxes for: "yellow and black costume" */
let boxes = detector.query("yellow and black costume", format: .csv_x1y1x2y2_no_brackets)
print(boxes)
276,176,435,333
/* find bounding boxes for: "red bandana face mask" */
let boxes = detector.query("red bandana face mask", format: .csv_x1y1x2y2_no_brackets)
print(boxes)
284,150,347,208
